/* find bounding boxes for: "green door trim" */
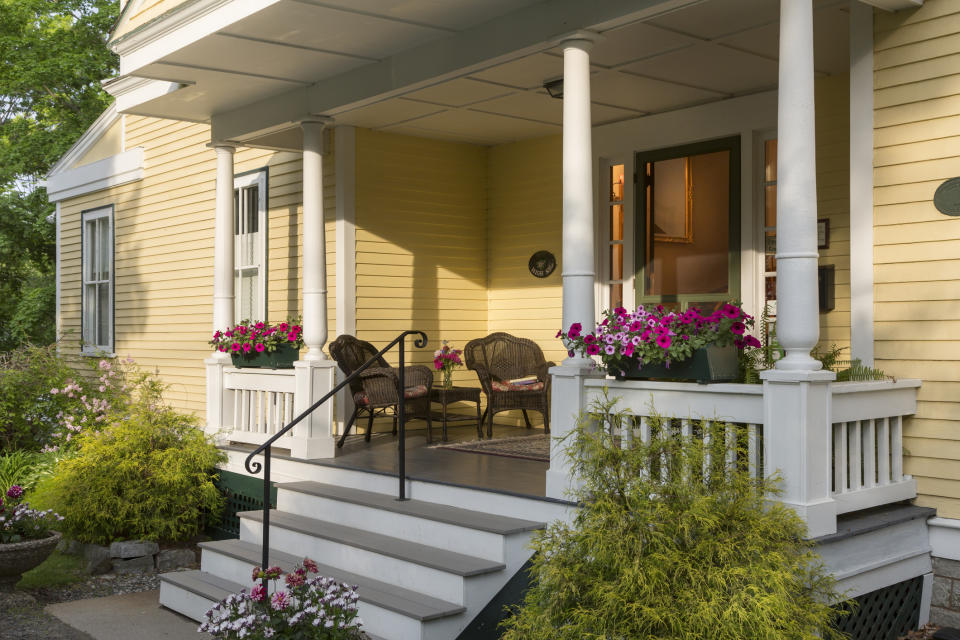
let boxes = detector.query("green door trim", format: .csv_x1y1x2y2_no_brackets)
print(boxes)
634,135,742,308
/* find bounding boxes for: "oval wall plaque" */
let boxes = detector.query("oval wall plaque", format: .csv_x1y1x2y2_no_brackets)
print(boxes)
528,250,557,278
934,177,960,216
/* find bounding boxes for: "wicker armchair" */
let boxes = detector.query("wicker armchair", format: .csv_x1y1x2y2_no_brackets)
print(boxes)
464,332,554,438
329,335,434,447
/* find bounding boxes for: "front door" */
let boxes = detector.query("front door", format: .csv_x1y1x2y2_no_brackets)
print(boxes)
635,136,741,313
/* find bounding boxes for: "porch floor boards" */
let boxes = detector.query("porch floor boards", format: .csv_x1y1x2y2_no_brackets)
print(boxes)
232,421,551,499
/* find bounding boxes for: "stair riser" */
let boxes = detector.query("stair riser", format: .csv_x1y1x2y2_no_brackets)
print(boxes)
276,490,508,562
199,551,425,640
240,519,468,605
159,581,218,624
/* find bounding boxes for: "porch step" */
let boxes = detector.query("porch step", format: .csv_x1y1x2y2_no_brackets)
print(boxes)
238,509,506,578
159,569,399,640
275,481,544,561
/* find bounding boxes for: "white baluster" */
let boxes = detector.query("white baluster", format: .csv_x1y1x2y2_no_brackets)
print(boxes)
747,423,761,481
891,415,903,482
863,418,876,488
703,421,712,484
878,417,890,485
849,421,862,491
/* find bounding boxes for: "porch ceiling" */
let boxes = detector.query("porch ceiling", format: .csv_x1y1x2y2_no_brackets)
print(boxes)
110,0,852,147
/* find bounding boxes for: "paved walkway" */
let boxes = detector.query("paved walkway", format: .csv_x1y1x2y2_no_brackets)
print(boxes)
46,590,211,640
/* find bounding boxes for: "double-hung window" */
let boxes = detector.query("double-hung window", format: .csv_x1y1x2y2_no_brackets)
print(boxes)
234,170,267,322
81,206,114,353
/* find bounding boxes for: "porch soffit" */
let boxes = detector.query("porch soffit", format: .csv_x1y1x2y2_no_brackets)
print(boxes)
107,0,856,148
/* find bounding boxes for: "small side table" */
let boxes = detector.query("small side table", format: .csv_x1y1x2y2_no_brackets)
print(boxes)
429,386,483,442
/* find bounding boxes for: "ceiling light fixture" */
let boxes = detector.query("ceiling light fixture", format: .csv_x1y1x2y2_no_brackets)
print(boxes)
543,78,564,99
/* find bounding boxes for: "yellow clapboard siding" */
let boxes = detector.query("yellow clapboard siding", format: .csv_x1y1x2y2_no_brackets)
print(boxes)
57,116,332,420
876,5,960,51
876,114,960,148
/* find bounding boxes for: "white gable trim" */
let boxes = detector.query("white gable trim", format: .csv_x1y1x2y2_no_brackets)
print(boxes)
45,148,144,202
47,103,121,178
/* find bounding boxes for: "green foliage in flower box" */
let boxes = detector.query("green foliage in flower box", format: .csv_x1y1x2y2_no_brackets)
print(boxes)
500,391,848,640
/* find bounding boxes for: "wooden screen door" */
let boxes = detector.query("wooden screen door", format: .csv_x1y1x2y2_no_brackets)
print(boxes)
635,135,741,313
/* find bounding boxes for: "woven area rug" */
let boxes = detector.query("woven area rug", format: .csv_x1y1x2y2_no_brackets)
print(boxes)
431,434,550,462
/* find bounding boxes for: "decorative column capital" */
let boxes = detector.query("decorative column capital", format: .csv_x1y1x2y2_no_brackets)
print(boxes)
300,117,334,130
206,141,241,151
557,30,602,52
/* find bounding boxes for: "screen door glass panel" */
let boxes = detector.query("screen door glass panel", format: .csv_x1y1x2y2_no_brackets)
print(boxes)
643,151,730,296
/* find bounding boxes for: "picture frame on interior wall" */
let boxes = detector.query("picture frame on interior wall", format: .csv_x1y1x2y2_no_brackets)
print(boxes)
652,157,693,244
817,218,830,250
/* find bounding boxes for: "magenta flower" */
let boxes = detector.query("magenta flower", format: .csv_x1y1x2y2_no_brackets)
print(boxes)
287,331,298,342
744,335,762,348
231,343,241,352
242,343,252,353
731,322,746,335
271,590,290,611
583,334,596,344
656,334,672,349
251,566,262,582
302,558,318,573
254,343,266,353
721,303,741,319
285,571,305,587
250,584,266,602
586,343,601,356
6,485,23,500
567,322,582,338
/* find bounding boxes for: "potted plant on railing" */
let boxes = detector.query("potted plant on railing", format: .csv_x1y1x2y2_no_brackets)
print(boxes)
558,303,761,383
0,485,64,590
210,319,305,369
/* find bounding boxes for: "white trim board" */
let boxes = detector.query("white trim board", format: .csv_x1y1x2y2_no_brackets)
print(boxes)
929,517,960,561
47,103,121,177
45,148,145,202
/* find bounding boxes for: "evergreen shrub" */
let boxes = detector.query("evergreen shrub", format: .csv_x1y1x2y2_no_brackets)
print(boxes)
501,392,848,640
0,344,74,450
31,392,226,544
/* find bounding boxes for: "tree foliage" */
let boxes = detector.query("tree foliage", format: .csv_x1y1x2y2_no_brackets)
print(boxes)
501,393,848,640
0,0,118,349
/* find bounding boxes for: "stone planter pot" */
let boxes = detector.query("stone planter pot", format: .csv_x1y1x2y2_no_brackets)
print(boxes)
230,343,299,369
614,345,739,384
0,531,62,590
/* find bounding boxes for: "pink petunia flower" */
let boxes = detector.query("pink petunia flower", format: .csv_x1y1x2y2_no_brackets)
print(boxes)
287,331,298,342
567,322,582,338
721,303,741,319
731,322,746,335
656,334,672,349
586,343,601,356
242,343,252,353
255,343,266,353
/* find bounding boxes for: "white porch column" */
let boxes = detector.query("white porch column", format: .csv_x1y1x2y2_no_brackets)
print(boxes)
774,0,822,372
206,142,238,441
560,36,597,363
301,119,330,361
548,34,604,499
291,119,337,459
761,0,837,538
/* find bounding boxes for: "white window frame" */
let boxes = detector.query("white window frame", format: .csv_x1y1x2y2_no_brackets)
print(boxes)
234,168,268,322
81,206,114,355
597,155,635,316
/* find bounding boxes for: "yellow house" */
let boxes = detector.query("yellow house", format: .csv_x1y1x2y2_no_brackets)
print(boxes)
45,0,960,635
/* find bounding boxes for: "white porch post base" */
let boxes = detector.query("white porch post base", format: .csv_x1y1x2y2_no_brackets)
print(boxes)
204,357,233,445
545,363,603,500
291,359,337,459
761,368,838,538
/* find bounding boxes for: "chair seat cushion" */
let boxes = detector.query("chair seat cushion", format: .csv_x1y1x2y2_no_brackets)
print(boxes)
353,384,429,406
491,379,545,392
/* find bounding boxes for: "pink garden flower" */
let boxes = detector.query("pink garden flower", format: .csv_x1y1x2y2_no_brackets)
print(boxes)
255,344,266,353
242,343,252,353
250,584,266,602
271,590,290,611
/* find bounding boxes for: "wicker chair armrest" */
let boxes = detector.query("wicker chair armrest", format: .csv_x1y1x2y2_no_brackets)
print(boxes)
358,367,400,405
468,363,493,393
402,365,433,389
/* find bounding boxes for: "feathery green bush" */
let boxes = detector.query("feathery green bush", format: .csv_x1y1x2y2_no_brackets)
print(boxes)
31,399,226,544
501,392,848,640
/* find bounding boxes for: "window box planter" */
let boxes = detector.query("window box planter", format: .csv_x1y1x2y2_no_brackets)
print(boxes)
614,344,739,384
230,343,300,369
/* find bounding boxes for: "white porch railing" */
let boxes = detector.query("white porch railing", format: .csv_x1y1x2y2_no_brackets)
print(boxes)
223,368,296,445
556,376,921,537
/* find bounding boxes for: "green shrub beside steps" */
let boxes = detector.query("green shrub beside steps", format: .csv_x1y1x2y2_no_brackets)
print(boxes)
31,400,226,545
500,391,848,640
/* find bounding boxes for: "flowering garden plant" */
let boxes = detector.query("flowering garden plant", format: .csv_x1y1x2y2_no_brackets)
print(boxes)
200,558,365,639
558,303,761,376
210,319,305,356
0,485,63,543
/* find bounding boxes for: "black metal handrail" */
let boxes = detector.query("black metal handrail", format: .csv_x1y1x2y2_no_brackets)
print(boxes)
244,330,428,586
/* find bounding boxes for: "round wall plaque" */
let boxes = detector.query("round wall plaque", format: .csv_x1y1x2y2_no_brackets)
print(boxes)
528,250,557,278
934,177,960,216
